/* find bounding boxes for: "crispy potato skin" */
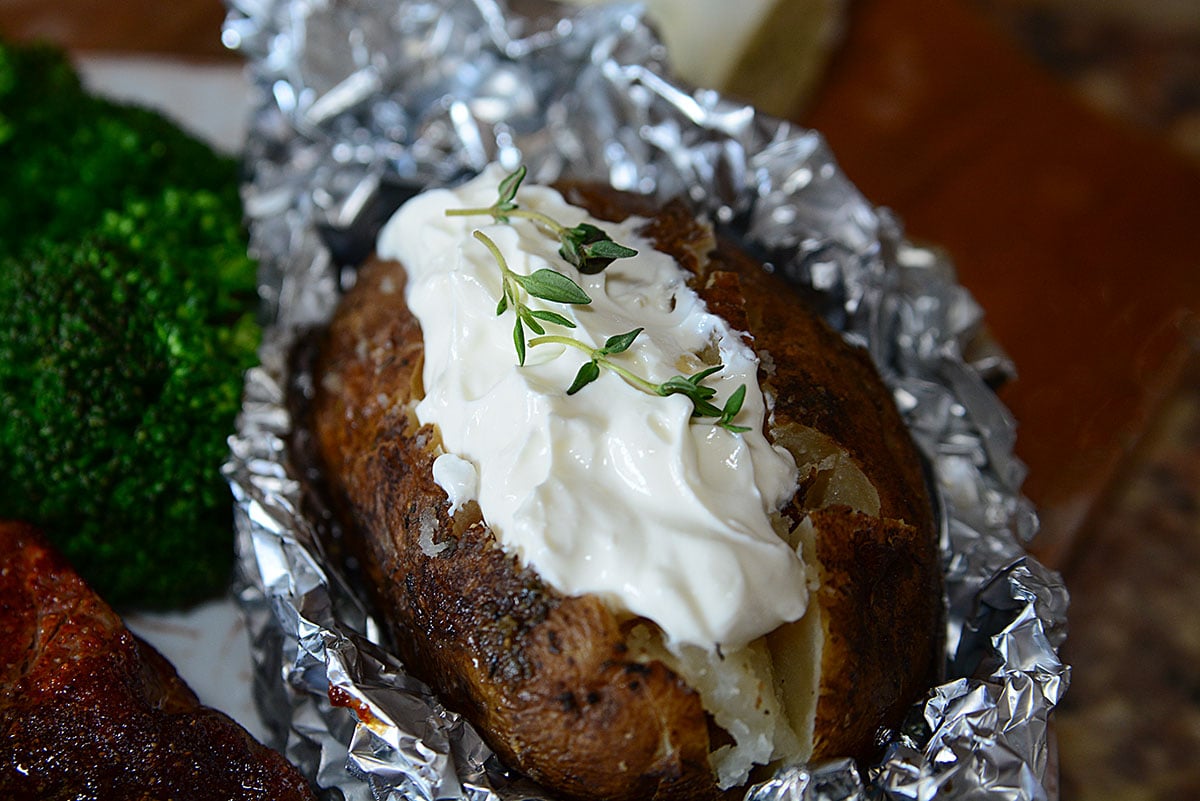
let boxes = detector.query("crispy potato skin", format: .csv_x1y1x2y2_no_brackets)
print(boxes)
806,506,942,758
559,185,942,761
308,184,940,800
309,256,717,801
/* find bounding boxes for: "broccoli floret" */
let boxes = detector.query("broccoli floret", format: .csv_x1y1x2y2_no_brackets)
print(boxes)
0,38,83,117
0,188,260,609
0,39,242,258
0,39,261,609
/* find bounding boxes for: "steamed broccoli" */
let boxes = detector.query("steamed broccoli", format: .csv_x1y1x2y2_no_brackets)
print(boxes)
0,40,259,609
0,39,240,257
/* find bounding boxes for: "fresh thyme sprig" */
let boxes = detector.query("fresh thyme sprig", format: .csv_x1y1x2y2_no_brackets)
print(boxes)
528,329,752,434
472,230,591,365
447,166,638,274
457,168,752,434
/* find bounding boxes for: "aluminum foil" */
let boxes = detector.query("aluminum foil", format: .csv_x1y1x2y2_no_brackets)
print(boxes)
220,1,1071,799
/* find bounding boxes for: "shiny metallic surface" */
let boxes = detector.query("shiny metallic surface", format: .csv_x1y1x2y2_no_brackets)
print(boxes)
221,1,1070,798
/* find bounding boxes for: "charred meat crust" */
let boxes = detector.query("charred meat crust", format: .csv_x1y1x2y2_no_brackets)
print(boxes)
0,520,316,801
308,182,940,799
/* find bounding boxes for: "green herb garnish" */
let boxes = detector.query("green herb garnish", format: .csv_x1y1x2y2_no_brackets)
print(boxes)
472,230,590,365
447,165,638,274
457,168,752,433
530,330,751,433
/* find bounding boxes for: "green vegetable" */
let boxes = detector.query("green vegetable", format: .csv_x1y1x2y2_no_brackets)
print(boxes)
0,40,241,258
0,39,259,609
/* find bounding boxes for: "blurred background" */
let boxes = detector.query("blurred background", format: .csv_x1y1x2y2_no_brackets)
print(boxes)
2,0,1197,797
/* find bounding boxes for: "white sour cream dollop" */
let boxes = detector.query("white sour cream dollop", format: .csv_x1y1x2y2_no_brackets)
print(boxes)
377,165,807,650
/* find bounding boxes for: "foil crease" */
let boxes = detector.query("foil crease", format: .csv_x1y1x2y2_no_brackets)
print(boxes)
220,1,1071,799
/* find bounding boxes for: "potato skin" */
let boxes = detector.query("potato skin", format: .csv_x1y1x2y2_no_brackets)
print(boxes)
309,256,718,801
308,183,941,800
806,506,942,759
560,184,942,762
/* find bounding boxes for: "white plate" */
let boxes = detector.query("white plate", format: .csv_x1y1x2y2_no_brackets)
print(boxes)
125,600,266,743
78,55,251,154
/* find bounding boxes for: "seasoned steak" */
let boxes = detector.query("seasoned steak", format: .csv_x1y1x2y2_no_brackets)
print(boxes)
0,520,316,801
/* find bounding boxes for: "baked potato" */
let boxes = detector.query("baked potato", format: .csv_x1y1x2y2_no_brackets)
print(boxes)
305,170,941,801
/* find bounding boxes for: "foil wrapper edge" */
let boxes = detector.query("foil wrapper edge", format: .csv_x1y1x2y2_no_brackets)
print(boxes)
220,2,1071,800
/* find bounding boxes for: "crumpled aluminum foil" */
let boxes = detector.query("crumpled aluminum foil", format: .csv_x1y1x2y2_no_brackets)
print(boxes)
220,1,1071,799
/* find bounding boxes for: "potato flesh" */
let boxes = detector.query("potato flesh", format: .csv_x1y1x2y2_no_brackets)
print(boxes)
771,424,881,517
619,421,884,781
763,423,883,763
626,622,799,788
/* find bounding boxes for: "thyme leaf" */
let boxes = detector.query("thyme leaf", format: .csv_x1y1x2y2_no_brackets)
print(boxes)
496,165,525,207
656,365,750,432
518,307,546,336
600,328,642,355
717,385,752,433
513,268,591,305
566,360,602,395
558,223,639,274
513,317,527,365
528,309,575,328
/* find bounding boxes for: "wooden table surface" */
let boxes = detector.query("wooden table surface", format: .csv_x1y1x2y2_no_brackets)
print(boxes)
795,6,1200,797
3,1,1198,798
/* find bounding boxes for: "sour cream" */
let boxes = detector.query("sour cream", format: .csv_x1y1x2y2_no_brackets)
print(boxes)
377,165,807,650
